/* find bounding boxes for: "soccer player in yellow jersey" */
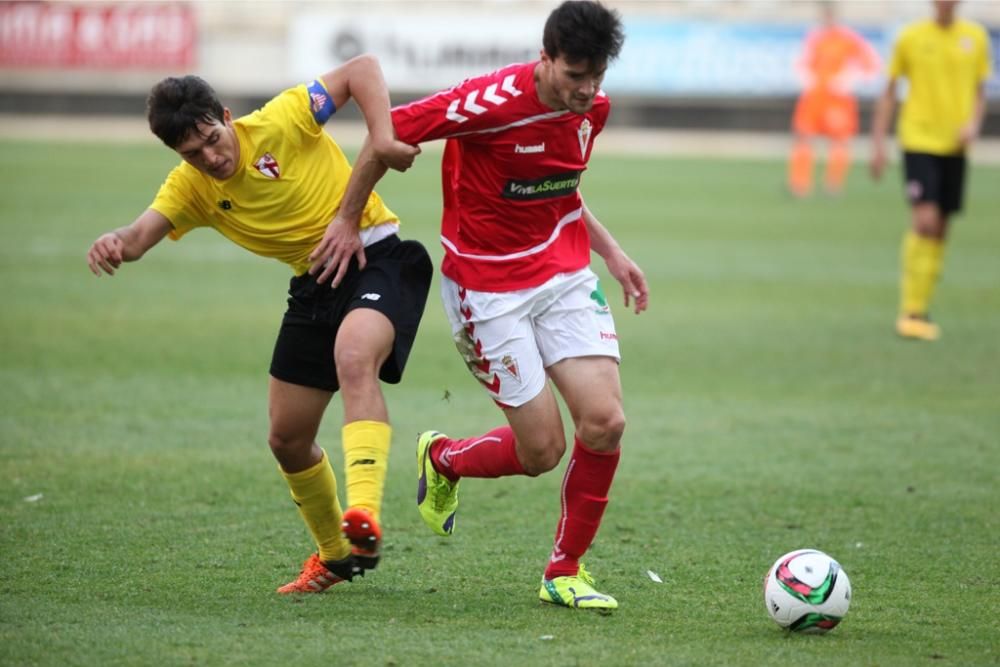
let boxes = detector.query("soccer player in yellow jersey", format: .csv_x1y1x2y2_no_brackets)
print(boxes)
85,55,433,593
870,0,992,341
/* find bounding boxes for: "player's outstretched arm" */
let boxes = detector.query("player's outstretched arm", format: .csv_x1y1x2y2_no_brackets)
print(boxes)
581,201,648,314
319,54,419,172
308,58,419,286
310,55,419,286
86,208,173,277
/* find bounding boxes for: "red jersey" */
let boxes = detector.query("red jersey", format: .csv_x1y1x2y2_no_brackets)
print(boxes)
392,61,609,292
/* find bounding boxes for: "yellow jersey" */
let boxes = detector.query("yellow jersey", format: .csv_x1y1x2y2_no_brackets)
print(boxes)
150,81,399,275
889,18,993,155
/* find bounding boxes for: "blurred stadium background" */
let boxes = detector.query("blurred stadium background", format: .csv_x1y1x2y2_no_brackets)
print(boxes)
2,0,999,154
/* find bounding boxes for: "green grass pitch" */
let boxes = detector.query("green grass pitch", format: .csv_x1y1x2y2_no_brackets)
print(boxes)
1,138,998,666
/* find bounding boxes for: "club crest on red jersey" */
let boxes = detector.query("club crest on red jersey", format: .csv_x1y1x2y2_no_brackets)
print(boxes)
577,118,592,158
254,152,280,179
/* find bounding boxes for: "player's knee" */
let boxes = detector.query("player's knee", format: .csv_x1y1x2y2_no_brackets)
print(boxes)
334,345,379,389
518,433,566,476
912,204,946,238
577,409,626,450
267,427,308,463
521,451,563,476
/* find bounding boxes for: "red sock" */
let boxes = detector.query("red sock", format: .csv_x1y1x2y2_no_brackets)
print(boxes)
431,426,525,481
544,438,620,580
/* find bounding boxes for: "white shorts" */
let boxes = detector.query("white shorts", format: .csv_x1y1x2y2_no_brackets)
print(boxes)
441,267,621,408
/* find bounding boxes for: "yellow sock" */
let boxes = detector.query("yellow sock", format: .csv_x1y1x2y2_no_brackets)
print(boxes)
342,420,391,521
900,231,944,316
281,449,350,563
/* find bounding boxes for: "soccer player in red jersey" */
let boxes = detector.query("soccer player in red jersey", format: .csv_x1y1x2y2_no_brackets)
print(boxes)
392,1,648,609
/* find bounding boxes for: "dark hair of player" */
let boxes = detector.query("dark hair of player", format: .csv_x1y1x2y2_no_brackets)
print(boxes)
542,1,625,66
146,75,226,149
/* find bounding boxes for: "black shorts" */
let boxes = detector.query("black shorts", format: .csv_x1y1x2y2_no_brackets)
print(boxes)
269,235,433,393
903,151,967,215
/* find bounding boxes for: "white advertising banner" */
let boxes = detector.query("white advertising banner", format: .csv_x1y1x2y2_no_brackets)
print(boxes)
290,11,545,92
289,11,999,99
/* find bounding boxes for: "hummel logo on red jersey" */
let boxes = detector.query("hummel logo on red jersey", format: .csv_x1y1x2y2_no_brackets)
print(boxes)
515,143,545,154
446,74,522,123
254,152,280,179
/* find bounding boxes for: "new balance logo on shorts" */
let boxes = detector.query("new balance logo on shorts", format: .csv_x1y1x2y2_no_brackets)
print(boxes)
361,293,382,301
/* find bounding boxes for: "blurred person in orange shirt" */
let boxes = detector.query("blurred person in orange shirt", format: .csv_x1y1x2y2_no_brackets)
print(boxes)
788,1,881,197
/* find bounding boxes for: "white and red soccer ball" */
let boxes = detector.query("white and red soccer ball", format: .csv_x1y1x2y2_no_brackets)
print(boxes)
763,549,852,633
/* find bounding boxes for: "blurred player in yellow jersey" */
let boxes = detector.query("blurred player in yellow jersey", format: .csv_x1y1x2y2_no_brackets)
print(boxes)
788,1,880,197
86,55,432,592
871,0,992,341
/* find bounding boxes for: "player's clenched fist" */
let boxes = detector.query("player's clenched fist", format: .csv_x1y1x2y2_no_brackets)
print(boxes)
373,137,421,172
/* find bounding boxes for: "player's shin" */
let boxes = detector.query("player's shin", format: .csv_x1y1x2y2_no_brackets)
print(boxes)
342,420,391,519
281,449,351,563
900,230,944,316
434,425,525,480
544,438,620,580
826,141,851,194
788,141,814,197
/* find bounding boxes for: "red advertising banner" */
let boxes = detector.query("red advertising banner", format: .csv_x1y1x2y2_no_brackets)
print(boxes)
0,2,195,69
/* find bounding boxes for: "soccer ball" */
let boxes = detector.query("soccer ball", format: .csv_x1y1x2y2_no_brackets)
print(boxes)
763,548,851,633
